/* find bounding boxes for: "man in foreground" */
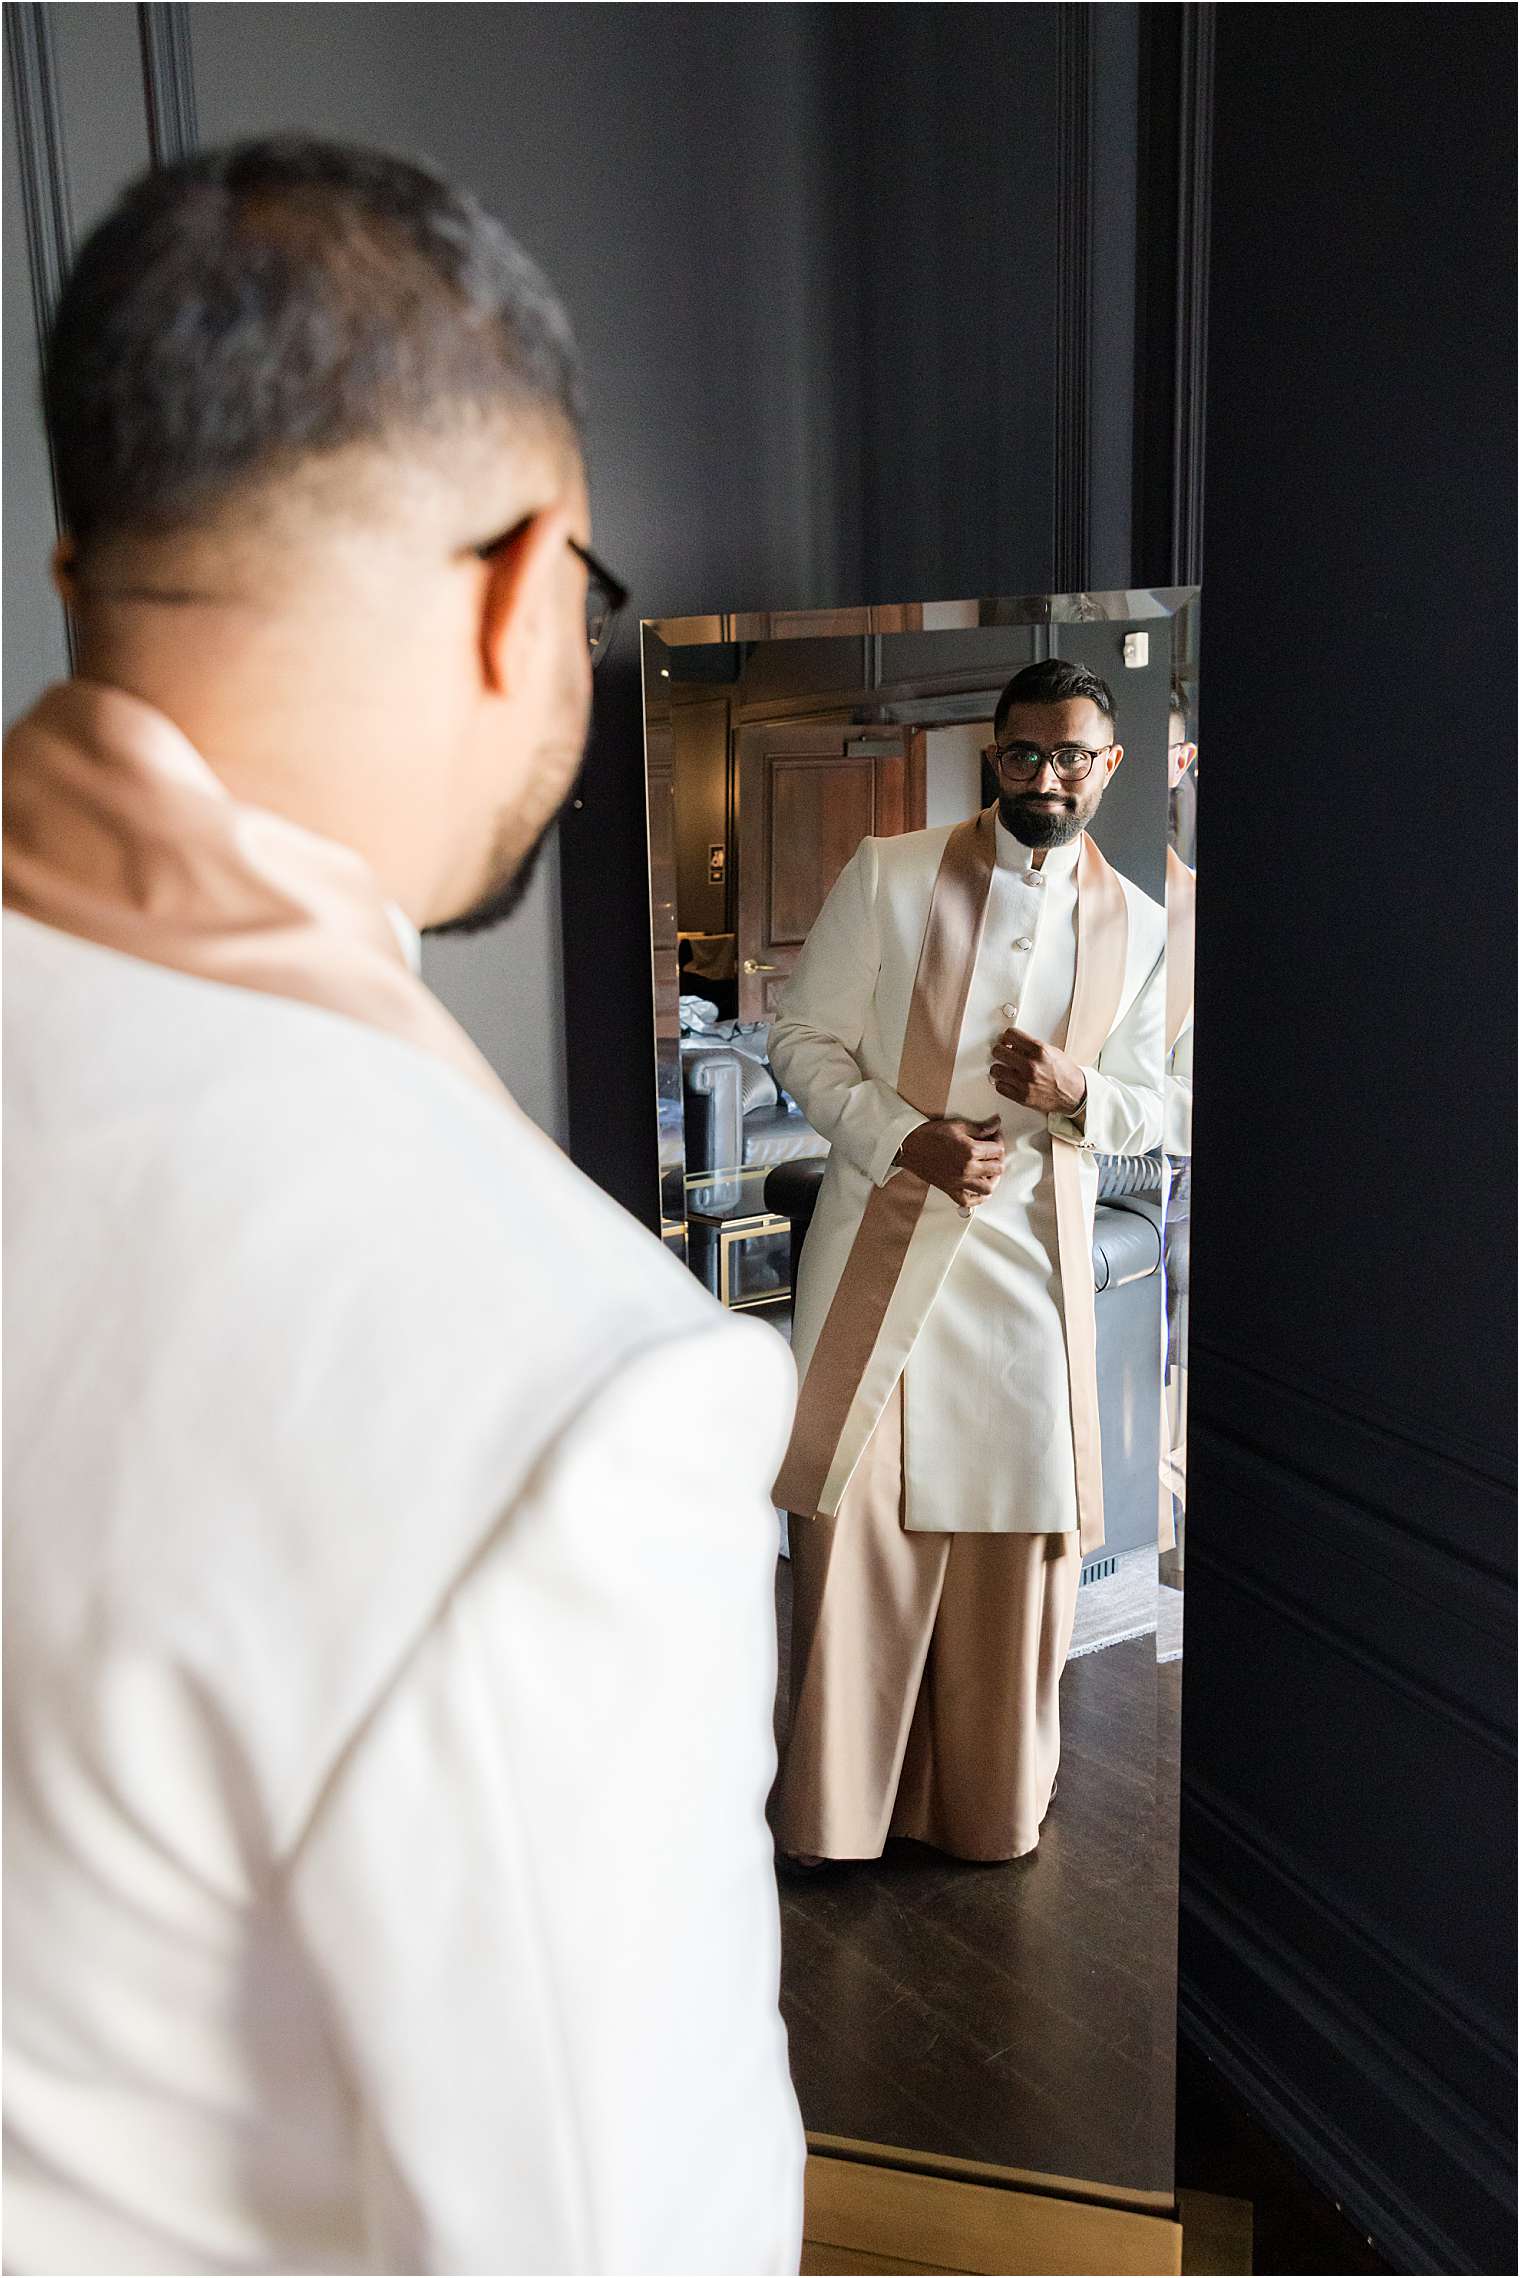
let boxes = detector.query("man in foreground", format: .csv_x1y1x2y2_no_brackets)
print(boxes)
4,138,803,2274
770,658,1165,1866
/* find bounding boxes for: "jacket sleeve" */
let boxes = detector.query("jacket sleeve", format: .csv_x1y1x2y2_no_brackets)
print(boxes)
285,1321,805,2277
768,838,927,1185
1048,939,1167,1159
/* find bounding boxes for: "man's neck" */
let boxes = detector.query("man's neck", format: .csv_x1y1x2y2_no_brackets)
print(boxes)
69,632,447,926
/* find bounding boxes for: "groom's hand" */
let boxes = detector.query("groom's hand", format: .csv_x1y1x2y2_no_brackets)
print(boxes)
897,1116,1006,1208
991,1027,1088,1118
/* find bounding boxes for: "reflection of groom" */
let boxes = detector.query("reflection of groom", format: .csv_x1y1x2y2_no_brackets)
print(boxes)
771,658,1165,1866
1161,682,1198,1548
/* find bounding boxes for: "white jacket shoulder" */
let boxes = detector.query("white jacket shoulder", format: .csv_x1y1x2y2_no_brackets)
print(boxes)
1114,866,1168,963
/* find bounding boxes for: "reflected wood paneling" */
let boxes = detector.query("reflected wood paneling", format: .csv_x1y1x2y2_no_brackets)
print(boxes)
736,723,924,1020
769,759,876,943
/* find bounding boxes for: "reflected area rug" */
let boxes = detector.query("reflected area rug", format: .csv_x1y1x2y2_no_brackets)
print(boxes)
1069,1544,1186,1661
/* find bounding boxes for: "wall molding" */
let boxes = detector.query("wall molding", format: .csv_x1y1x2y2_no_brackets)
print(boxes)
1130,3,1215,589
1052,2,1093,592
1191,1338,1515,1576
5,4,73,379
1169,4,1213,584
1180,1980,1503,2276
1184,1343,1516,2270
1180,1848,1514,2275
5,0,73,663
1189,1525,1512,1764
1189,1409,1513,1759
1185,1773,1513,2093
137,2,197,168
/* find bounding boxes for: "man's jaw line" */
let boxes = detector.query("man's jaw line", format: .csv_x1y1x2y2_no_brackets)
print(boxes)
999,792,1089,850
423,825,551,938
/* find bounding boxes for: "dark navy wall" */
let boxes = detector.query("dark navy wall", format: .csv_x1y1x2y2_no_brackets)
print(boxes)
1181,9,1516,2270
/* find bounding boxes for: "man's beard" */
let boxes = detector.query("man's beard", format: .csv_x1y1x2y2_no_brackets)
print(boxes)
426,737,588,940
999,791,1088,849
424,817,557,938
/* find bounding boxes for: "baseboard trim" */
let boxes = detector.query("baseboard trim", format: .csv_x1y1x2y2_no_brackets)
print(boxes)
1180,1885,1515,2275
1185,1775,1510,2082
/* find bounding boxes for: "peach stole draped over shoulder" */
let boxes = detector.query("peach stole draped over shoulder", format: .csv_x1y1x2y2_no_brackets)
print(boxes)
3,681,512,1108
772,806,1129,1556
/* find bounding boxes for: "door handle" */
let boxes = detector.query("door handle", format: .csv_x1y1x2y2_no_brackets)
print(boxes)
743,959,780,975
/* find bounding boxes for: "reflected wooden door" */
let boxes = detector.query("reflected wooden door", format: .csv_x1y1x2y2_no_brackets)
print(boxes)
736,723,925,1020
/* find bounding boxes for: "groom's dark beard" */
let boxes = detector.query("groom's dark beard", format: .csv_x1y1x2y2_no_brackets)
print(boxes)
426,733,590,939
424,818,557,938
999,791,1086,849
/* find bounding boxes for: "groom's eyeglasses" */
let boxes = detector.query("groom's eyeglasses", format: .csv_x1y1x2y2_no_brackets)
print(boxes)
472,522,629,668
987,743,1111,783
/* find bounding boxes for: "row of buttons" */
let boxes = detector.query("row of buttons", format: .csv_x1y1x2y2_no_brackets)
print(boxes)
1005,873,1042,1025
1002,864,1051,1049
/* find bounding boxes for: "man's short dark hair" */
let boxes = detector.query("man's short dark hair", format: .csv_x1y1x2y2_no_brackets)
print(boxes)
993,657,1117,740
1169,679,1190,726
45,136,583,557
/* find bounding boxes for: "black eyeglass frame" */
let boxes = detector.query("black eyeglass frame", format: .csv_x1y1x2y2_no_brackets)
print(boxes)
472,519,629,667
984,740,1114,785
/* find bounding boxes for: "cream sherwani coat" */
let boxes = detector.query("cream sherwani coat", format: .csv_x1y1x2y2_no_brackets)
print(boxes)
3,905,803,2273
771,815,1165,1536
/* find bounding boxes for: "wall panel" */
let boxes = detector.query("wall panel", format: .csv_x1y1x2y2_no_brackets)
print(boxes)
1182,8,1516,2268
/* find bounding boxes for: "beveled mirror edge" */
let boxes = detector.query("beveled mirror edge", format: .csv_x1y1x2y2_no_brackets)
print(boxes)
643,587,1199,650
639,628,686,1257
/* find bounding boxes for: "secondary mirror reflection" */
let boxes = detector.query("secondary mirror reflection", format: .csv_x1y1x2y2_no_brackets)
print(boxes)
644,593,1196,2196
1161,612,1198,1670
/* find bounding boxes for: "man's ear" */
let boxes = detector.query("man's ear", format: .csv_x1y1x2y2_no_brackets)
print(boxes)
477,504,572,697
1106,742,1125,776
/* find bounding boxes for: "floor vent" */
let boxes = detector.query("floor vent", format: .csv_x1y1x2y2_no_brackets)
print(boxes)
1079,1554,1118,1587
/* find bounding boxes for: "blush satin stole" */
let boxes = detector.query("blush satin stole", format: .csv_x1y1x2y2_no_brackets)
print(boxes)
4,679,514,1110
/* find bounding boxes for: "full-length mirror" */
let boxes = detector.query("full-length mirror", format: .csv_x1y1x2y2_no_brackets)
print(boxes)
644,592,1197,2200
1161,606,1199,1675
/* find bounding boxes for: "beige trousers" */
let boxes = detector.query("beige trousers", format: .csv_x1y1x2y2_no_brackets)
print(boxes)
773,1376,1082,1863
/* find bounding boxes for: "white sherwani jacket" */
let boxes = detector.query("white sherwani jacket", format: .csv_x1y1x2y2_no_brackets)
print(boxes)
3,912,804,2275
770,817,1165,1534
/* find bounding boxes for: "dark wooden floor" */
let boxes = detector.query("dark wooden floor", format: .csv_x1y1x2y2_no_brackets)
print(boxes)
774,1556,1181,2194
